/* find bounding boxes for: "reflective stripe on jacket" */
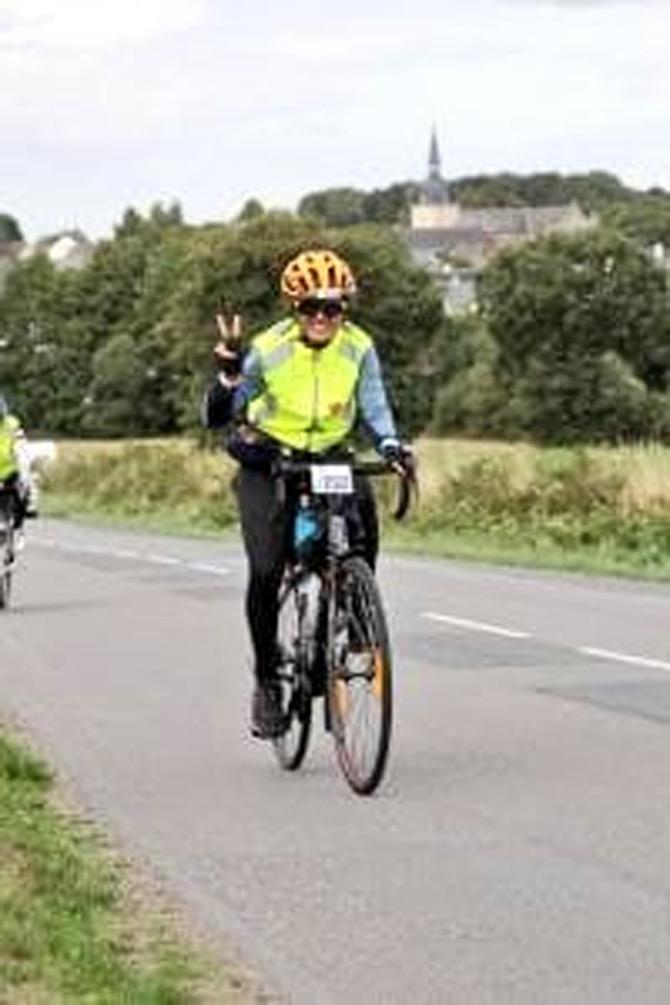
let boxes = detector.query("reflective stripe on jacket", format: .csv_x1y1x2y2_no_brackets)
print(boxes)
246,319,372,452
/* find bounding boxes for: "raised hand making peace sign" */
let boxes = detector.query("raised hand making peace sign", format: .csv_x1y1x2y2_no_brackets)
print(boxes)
213,313,244,381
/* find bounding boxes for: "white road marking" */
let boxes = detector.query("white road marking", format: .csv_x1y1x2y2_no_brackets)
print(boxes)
580,647,670,673
185,562,230,576
33,544,670,673
421,611,530,639
32,539,231,577
145,554,181,566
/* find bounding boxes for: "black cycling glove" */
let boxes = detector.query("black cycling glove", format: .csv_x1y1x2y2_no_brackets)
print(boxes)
380,438,416,475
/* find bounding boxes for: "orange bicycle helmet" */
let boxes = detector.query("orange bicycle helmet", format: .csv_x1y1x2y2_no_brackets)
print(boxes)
280,248,357,302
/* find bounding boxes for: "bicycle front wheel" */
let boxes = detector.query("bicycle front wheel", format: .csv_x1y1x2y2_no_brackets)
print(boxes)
273,577,312,771
328,556,393,795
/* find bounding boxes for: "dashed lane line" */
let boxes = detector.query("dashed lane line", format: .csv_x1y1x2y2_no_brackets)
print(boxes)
421,611,530,639
185,562,231,576
30,545,670,670
32,538,231,577
422,610,670,673
580,647,670,673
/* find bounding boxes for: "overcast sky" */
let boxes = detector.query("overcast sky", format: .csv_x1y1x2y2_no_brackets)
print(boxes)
1,0,667,240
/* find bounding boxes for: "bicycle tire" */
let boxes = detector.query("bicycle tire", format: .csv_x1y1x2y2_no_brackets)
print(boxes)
328,556,393,795
0,500,13,611
0,562,9,610
273,577,312,770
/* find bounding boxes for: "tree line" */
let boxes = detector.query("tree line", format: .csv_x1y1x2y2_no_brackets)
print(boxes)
0,206,445,439
437,231,670,443
1,169,669,445
296,170,670,247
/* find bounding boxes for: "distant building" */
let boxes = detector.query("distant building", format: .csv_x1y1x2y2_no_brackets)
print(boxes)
19,229,94,271
405,129,597,313
1,229,94,291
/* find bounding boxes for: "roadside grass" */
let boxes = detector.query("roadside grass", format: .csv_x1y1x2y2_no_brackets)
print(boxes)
40,436,670,581
0,726,258,1004
40,438,238,534
383,439,670,580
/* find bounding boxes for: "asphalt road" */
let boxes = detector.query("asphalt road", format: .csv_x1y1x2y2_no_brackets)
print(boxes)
2,518,670,1004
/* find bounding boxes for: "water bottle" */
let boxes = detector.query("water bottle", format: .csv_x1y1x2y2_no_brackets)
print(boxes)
293,495,321,563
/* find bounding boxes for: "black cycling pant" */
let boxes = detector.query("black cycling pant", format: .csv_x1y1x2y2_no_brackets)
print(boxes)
233,466,379,682
0,473,26,531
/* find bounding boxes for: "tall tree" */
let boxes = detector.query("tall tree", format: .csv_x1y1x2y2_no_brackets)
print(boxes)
0,214,23,242
0,255,97,433
602,196,670,249
84,333,154,436
298,188,367,227
476,229,670,442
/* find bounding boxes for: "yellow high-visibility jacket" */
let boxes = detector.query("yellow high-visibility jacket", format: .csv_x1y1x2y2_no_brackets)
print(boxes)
244,319,373,453
0,415,21,481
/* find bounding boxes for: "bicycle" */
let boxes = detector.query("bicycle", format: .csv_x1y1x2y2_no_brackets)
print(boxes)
0,478,18,610
271,453,413,796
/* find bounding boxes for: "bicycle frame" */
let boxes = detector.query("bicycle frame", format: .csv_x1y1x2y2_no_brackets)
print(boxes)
277,457,406,689
276,465,359,724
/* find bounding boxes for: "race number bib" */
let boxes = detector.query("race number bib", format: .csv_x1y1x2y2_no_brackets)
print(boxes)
310,464,354,495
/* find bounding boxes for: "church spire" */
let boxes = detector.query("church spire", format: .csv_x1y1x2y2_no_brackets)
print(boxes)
428,125,441,178
421,125,450,205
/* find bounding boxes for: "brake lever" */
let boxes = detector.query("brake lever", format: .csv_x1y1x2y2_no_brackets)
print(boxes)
392,466,418,521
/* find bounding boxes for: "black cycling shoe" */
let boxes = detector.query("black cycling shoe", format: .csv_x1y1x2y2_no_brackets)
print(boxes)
251,681,286,739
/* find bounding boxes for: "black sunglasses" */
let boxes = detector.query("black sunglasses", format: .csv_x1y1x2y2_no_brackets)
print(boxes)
297,299,344,319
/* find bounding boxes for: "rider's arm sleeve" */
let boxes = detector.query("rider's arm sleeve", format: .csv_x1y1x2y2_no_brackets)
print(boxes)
229,347,263,417
201,378,234,429
356,347,398,447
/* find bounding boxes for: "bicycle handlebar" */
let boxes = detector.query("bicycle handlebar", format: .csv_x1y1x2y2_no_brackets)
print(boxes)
272,457,416,521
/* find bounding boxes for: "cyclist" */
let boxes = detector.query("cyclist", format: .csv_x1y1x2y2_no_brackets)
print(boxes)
202,248,413,739
0,392,30,550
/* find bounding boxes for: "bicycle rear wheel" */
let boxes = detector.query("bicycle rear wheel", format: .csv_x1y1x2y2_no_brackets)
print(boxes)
328,556,393,795
273,577,312,770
